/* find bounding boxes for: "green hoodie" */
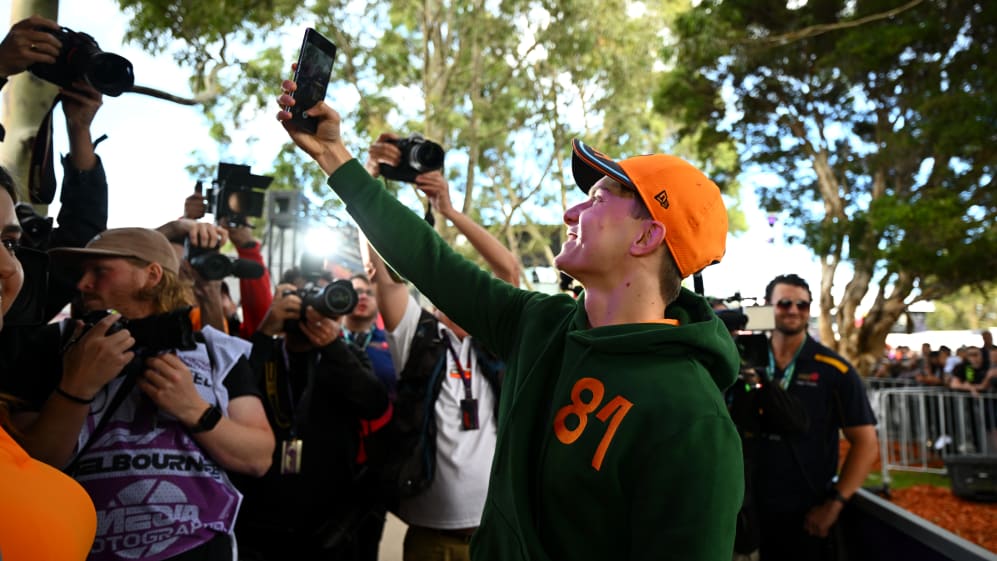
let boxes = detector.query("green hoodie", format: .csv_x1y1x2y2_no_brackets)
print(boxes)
328,160,744,561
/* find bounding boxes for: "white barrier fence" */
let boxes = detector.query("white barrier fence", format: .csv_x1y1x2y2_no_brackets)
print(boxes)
868,385,997,485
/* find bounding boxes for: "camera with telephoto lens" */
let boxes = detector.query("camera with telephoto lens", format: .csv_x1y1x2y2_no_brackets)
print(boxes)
378,134,445,183
28,27,134,97
183,238,265,281
72,308,198,366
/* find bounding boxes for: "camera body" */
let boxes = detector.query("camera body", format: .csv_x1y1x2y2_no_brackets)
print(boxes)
282,279,358,335
183,239,264,281
28,27,134,96
75,308,197,362
378,134,445,183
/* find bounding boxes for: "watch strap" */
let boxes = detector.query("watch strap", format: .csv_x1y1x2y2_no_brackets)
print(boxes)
190,404,222,433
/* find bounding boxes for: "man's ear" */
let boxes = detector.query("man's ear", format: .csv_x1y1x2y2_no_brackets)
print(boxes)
144,262,165,288
631,220,666,257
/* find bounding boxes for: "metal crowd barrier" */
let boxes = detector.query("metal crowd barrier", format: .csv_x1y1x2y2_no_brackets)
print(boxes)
871,386,997,486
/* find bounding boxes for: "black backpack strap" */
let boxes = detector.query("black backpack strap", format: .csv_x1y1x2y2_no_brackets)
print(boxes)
471,338,504,419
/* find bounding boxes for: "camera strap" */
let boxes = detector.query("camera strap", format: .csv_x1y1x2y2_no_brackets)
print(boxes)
28,95,60,205
264,342,318,439
63,362,141,475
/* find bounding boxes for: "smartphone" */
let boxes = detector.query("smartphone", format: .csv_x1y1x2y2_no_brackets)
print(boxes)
285,28,337,133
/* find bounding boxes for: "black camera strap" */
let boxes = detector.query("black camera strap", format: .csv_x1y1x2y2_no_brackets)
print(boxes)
63,330,215,474
28,94,61,205
63,361,141,475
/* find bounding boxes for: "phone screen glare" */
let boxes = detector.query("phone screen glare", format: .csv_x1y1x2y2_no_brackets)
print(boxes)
294,43,334,115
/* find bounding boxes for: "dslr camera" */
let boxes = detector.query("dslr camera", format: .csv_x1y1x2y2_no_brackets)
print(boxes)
28,26,134,96
183,238,265,281
281,254,357,334
378,134,445,183
72,308,198,363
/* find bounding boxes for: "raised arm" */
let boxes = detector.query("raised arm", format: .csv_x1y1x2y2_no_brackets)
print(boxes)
361,237,410,332
277,82,532,359
416,171,520,286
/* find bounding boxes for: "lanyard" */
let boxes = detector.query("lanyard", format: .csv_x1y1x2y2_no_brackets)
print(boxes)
444,335,474,400
263,342,316,437
343,328,373,351
767,334,806,390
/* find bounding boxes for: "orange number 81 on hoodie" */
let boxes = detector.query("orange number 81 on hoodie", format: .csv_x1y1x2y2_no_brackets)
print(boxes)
553,377,634,471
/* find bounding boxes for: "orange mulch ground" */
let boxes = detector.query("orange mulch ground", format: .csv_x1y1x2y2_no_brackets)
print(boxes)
889,485,997,553
839,439,997,553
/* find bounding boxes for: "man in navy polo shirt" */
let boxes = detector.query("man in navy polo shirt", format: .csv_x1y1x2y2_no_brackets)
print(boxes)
754,273,878,561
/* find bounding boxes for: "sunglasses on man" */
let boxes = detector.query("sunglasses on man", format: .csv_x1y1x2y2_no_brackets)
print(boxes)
775,299,811,311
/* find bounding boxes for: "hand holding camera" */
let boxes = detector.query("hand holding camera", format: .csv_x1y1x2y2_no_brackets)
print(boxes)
414,171,454,216
60,312,136,400
0,15,60,78
296,307,342,348
258,283,305,337
377,134,445,183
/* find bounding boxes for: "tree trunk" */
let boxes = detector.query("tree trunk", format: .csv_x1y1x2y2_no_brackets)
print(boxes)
0,0,60,204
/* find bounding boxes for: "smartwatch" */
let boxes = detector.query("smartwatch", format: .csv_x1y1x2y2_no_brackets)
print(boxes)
190,404,222,434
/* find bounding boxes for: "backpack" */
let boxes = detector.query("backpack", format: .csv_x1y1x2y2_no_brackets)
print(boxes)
369,308,502,510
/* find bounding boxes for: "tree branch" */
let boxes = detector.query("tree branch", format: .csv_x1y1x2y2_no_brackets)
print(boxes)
758,0,925,46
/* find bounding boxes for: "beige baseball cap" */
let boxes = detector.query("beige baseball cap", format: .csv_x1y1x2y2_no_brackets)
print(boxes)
49,227,180,274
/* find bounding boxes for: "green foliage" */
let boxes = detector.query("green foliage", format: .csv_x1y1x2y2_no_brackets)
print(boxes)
924,284,997,331
656,0,997,359
120,0,712,259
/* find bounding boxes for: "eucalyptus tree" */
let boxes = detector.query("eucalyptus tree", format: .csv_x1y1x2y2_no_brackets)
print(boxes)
657,0,997,373
116,0,705,272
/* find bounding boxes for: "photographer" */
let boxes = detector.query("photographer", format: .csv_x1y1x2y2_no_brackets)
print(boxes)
158,217,232,333
232,283,390,561
363,137,515,559
5,227,274,561
183,185,273,338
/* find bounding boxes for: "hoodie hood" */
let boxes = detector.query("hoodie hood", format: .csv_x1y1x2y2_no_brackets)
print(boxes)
567,287,740,392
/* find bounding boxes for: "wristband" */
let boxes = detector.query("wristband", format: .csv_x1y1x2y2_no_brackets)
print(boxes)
56,386,95,405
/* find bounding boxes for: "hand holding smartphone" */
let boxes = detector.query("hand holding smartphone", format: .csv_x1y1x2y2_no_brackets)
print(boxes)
285,28,337,134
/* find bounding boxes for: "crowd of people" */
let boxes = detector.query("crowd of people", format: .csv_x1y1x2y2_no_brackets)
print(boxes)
6,11,984,561
872,332,997,395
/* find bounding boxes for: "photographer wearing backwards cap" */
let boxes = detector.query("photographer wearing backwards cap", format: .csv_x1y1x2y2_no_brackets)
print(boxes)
6,227,274,561
277,84,742,560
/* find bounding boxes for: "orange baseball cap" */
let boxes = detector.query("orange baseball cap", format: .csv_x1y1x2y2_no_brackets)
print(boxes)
571,139,728,278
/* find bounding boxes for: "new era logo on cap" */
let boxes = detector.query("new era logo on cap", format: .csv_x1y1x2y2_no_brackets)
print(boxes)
653,190,669,209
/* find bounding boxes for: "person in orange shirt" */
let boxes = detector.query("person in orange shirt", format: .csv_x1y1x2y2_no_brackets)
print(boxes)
0,160,97,559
